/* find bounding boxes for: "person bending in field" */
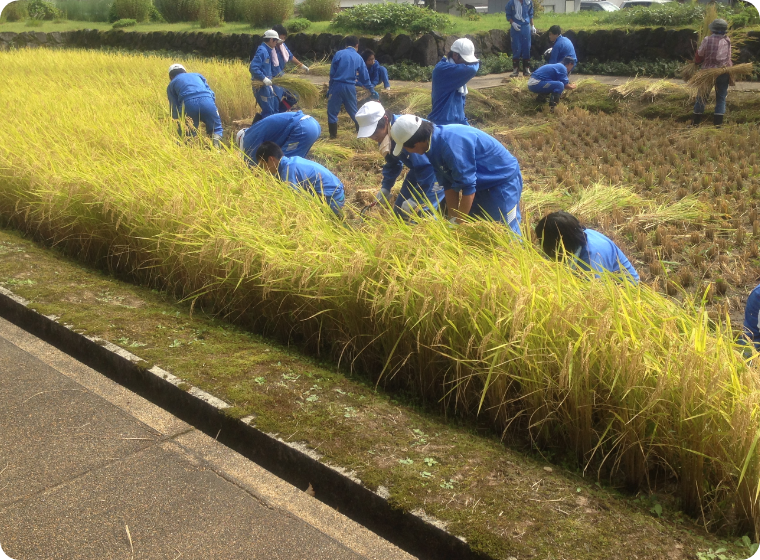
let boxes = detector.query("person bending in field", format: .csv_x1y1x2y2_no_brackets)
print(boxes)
327,36,378,139
355,101,444,219
544,25,577,67
691,18,732,128
527,57,576,111
535,211,639,282
250,30,286,119
271,24,309,75
256,141,345,216
506,0,536,77
361,50,391,93
390,115,523,234
167,63,223,148
238,109,321,162
428,38,479,126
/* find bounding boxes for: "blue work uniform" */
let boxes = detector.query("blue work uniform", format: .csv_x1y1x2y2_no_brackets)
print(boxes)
424,124,523,234
328,46,374,125
505,0,534,59
273,42,294,76
243,111,321,162
278,155,346,215
528,63,569,95
367,61,390,90
576,229,639,282
250,42,284,118
547,34,577,65
167,72,223,138
743,284,760,350
428,56,480,126
381,115,445,217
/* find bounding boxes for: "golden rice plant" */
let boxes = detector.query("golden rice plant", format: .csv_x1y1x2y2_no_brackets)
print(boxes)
250,75,321,108
0,49,758,537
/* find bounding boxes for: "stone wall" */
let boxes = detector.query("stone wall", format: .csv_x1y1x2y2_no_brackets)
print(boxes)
1,28,759,66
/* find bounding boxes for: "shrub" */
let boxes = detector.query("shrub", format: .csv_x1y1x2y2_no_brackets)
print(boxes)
285,17,310,32
24,16,44,24
1,1,29,21
112,17,137,27
221,0,246,21
54,0,112,21
198,0,222,27
599,2,705,27
243,0,293,26
27,0,61,20
154,0,199,22
110,0,152,21
298,0,336,22
330,3,451,34
727,2,760,28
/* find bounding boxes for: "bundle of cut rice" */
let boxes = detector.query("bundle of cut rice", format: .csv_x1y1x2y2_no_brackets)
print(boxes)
250,75,320,108
686,63,754,99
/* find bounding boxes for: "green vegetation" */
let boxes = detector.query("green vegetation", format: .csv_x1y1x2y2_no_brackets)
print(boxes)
285,16,310,32
112,17,136,28
198,0,223,28
330,3,452,34
600,1,759,29
26,0,62,20
244,0,293,26
110,0,152,22
297,0,337,23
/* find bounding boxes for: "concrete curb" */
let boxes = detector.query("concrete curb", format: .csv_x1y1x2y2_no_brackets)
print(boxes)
0,286,491,560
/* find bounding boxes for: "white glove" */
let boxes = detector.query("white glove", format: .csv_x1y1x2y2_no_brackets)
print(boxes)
263,77,272,86
511,21,521,32
531,25,537,34
449,216,458,224
458,85,469,95
302,65,309,72
376,188,391,204
385,87,391,91
400,199,419,214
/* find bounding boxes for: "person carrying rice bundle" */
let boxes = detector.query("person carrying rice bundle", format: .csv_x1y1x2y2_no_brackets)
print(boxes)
690,18,732,128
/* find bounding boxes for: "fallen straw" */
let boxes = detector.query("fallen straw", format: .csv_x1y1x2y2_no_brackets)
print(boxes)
686,63,754,100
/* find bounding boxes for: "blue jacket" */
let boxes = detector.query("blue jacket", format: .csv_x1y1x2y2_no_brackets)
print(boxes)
548,35,577,65
577,229,639,282
278,155,344,200
367,61,390,89
426,124,521,197
531,62,569,85
273,43,293,77
243,111,314,163
428,57,480,126
330,46,372,89
250,42,275,81
505,0,533,23
167,72,215,117
744,284,760,345
382,114,437,192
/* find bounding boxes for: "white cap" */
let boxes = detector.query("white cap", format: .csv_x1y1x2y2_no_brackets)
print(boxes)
168,63,186,73
450,38,478,63
355,101,385,138
236,128,247,149
263,29,280,40
390,114,423,157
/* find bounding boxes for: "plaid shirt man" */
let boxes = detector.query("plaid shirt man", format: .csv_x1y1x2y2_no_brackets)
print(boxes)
696,34,732,69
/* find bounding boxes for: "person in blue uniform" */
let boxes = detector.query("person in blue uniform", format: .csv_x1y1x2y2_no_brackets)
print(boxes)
271,24,309,75
238,110,321,162
250,30,285,119
527,57,576,111
534,211,639,282
166,63,223,147
390,115,523,234
545,25,577,66
427,38,480,126
743,284,760,350
327,36,378,139
256,141,346,216
361,50,391,92
355,101,444,219
506,0,536,78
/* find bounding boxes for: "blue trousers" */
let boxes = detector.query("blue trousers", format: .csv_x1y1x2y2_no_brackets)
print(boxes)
394,170,445,217
694,73,730,116
325,190,345,216
254,84,284,118
510,22,532,59
180,95,223,137
327,82,358,124
283,117,322,158
528,81,564,95
467,174,522,235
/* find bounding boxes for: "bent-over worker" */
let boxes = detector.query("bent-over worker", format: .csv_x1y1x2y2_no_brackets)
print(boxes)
527,57,576,111
167,63,223,147
239,110,321,162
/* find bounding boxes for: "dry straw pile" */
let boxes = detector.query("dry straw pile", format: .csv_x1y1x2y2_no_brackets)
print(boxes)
0,49,758,537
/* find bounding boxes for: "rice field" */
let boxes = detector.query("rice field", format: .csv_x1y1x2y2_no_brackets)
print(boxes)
0,48,759,539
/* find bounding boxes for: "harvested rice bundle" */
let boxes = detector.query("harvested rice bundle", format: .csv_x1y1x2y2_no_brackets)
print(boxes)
250,75,320,108
310,140,354,163
687,63,754,100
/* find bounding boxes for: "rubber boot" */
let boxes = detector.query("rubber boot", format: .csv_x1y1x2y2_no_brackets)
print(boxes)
714,114,724,128
549,92,561,113
690,113,703,128
212,134,222,149
523,59,531,77
510,59,521,77
328,122,338,139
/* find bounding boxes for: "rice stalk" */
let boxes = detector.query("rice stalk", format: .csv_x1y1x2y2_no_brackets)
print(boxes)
632,196,709,229
251,75,320,108
687,63,754,100
568,183,642,222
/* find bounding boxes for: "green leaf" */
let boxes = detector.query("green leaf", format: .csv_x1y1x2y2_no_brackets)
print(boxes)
398,458,413,465
420,471,433,478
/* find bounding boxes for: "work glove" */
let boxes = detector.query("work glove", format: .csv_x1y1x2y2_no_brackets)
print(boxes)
263,77,273,86
531,25,537,34
302,65,309,72
370,90,380,101
376,188,391,205
511,21,521,32
400,198,419,214
385,86,391,91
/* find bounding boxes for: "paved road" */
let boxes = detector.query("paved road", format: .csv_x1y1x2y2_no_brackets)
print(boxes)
0,317,414,560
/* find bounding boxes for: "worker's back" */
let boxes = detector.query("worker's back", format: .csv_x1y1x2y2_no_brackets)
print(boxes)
330,47,369,86
279,155,344,199
428,57,479,125
531,63,568,83
548,35,577,65
167,73,214,103
579,229,639,282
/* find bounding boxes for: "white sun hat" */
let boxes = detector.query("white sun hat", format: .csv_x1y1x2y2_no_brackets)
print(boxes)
355,101,386,138
450,38,478,63
263,29,280,40
390,114,423,157
168,63,186,73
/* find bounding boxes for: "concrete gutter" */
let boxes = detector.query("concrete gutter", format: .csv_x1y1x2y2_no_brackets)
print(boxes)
0,286,493,560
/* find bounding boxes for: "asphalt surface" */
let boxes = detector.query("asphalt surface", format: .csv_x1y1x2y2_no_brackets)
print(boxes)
0,316,414,560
